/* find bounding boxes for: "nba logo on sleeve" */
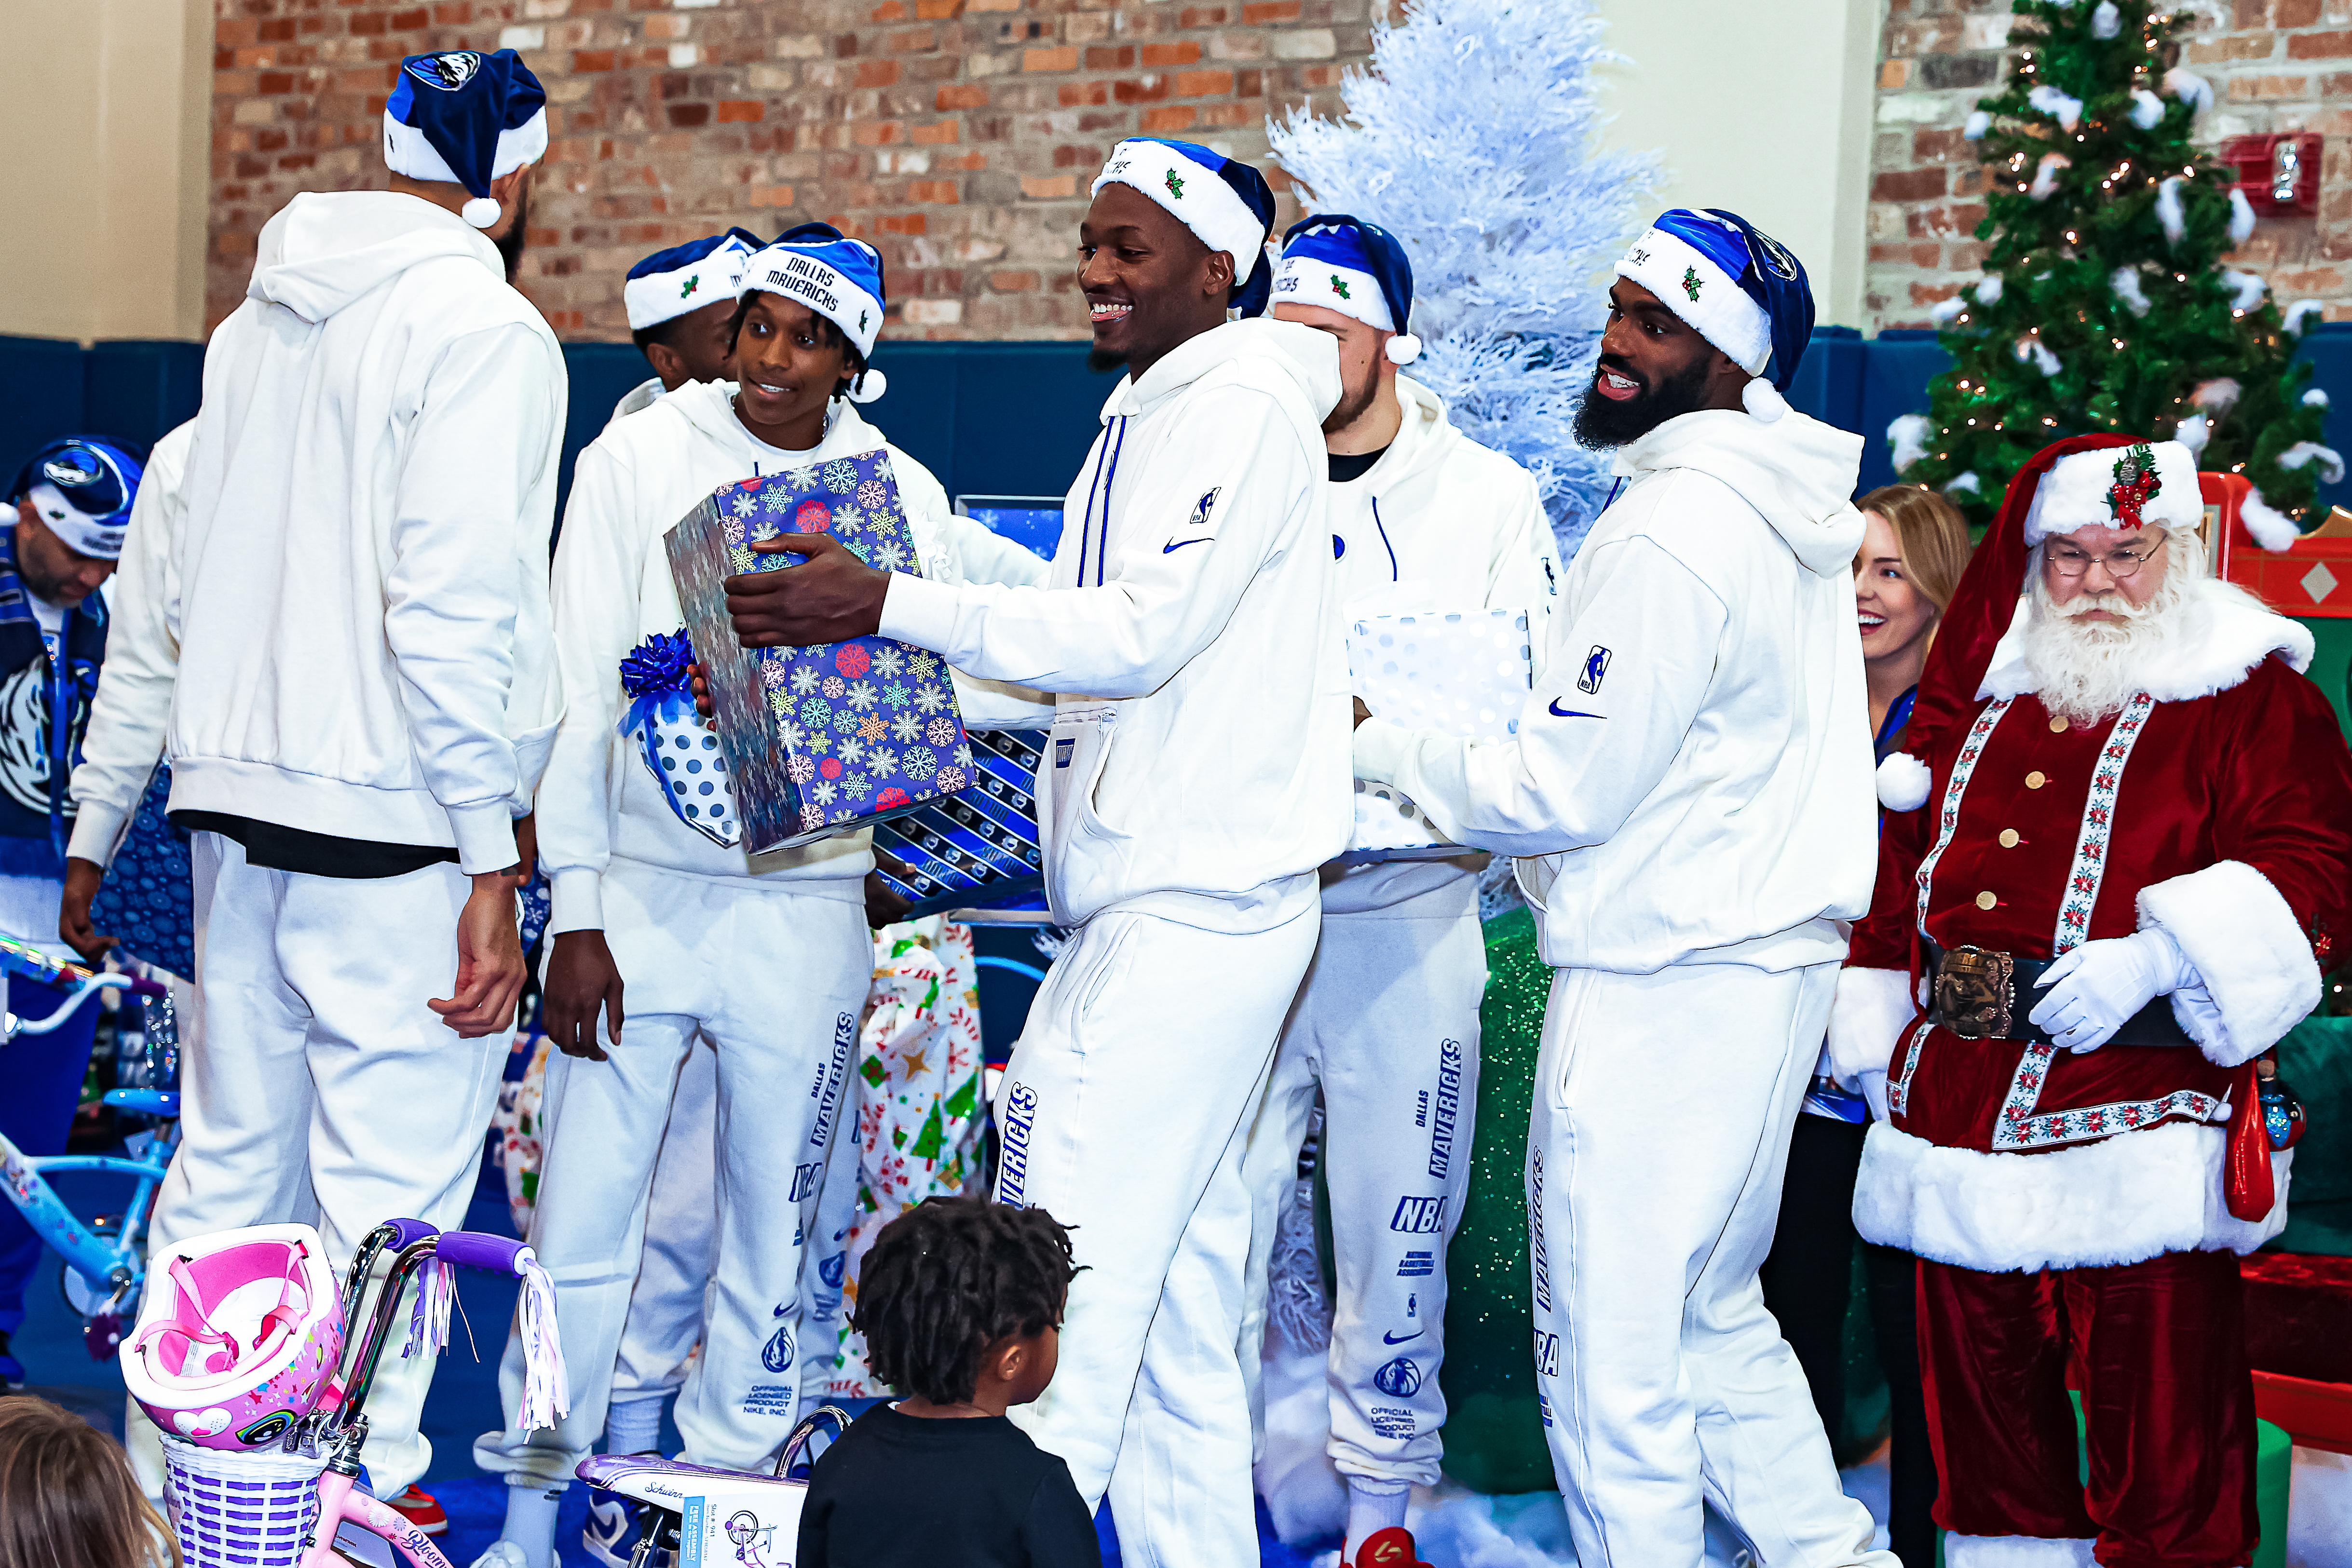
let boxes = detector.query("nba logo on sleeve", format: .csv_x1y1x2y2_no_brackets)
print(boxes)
1578,646,1611,696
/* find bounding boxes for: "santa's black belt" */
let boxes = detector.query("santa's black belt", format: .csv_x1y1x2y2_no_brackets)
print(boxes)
1923,939,2195,1048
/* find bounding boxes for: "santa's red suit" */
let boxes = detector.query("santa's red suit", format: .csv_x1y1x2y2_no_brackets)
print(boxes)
1836,436,2352,1568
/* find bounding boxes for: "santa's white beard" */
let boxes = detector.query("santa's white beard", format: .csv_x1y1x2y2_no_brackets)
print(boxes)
2020,546,2194,724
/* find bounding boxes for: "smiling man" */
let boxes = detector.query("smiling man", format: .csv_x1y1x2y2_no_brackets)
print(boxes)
1838,437,2352,1567
715,137,1348,1568
1348,208,1892,1567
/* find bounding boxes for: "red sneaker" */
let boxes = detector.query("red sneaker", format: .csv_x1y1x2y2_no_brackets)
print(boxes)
381,1486,449,1537
1353,1527,1432,1568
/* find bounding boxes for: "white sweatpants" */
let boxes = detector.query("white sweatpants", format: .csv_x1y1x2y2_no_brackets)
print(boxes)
472,861,869,1485
128,833,503,1499
1527,960,1893,1568
604,1036,718,1424
1238,879,1486,1487
996,902,1320,1568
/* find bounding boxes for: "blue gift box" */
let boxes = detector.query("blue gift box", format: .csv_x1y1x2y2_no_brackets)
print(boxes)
666,451,974,856
869,727,1047,919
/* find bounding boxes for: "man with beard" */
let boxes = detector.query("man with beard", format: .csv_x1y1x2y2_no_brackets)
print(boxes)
1349,207,1893,1566
713,136,1348,1568
1240,214,1559,1568
125,47,563,1502
1837,436,2352,1567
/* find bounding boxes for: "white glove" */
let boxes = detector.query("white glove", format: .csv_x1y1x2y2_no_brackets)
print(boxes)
2028,928,2198,1054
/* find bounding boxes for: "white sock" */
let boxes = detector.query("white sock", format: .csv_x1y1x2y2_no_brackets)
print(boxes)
1342,1476,1411,1564
499,1482,566,1568
603,1395,666,1458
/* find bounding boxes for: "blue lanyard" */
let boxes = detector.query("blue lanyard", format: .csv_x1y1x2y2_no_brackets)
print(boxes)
1371,496,1399,583
1074,415,1129,588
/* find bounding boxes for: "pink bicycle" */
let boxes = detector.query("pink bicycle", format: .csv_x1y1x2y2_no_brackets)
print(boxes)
140,1218,564,1568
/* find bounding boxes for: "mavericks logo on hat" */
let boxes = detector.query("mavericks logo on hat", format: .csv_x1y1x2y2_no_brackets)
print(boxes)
1751,229,1802,282
405,51,481,91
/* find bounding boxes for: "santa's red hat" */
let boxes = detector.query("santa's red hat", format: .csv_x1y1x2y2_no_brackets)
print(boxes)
1876,433,2201,810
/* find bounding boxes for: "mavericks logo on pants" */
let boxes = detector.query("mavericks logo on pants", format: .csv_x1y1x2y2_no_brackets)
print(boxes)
998,1081,1039,1206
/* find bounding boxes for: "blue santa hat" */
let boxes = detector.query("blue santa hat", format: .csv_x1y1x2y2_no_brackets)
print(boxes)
1273,215,1420,365
1613,208,1815,422
1092,139,1278,317
737,226,891,403
9,437,144,561
625,228,766,332
383,50,549,230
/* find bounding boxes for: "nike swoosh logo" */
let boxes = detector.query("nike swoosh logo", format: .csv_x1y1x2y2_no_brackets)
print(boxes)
1382,1328,1425,1344
1162,538,1212,553
1549,700,1604,718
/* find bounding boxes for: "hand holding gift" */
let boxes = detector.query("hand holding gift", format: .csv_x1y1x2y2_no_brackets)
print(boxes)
724,528,890,647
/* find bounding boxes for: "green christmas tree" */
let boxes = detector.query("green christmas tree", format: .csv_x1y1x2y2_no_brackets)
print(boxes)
1890,0,2336,544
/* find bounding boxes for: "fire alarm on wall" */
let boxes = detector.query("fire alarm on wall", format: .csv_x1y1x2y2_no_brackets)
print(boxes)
2219,134,2321,216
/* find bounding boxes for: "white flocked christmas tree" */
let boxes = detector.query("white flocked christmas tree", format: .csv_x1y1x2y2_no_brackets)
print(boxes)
1269,0,1661,557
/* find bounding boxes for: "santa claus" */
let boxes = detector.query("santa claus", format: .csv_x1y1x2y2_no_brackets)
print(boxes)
1834,433,2352,1567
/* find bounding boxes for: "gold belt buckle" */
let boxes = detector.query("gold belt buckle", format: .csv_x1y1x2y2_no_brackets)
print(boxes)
1934,945,2016,1041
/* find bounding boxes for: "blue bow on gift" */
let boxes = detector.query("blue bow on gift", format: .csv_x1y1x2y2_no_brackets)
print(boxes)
617,628,698,738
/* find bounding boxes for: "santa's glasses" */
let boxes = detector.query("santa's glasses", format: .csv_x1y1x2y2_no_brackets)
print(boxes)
2046,534,2166,580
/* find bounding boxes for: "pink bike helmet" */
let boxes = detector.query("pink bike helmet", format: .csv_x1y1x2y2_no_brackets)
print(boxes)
122,1224,344,1452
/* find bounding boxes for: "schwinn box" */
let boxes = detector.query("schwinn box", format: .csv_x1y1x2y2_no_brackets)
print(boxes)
680,1486,807,1568
667,452,976,856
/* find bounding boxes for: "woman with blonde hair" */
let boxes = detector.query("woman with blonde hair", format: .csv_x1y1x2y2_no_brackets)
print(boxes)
0,1395,181,1568
1758,483,1971,1568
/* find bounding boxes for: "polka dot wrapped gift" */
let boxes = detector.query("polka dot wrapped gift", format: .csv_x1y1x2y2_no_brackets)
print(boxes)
664,449,974,854
1344,608,1533,863
617,628,741,848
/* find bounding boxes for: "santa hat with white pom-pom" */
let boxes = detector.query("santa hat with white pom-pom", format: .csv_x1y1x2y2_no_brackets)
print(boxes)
1272,214,1423,365
1613,207,1816,424
382,50,548,230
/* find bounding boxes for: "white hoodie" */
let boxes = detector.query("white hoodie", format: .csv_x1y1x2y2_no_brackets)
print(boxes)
1354,407,1876,973
163,191,566,873
880,317,1352,933
1325,374,1563,916
540,381,1051,933
67,420,195,867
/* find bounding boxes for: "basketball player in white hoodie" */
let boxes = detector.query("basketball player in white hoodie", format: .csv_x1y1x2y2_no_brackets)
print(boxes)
110,50,564,1503
469,229,1048,1568
1352,209,1893,1567
717,139,1350,1568
1240,216,1560,1568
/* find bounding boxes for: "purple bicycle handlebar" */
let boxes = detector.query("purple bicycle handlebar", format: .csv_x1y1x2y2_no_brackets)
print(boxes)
434,1230,531,1277
381,1218,440,1251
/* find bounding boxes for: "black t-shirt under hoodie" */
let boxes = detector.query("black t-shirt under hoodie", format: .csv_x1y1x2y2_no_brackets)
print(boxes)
796,1405,1100,1568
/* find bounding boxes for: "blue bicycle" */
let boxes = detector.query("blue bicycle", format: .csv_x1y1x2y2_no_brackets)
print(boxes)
0,936,176,1361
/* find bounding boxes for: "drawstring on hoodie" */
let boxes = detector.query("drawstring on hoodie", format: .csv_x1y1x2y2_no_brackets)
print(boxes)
1075,415,1129,589
1371,497,1399,583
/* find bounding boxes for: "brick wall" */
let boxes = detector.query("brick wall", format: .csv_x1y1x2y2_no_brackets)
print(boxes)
1866,0,2352,334
209,0,1373,340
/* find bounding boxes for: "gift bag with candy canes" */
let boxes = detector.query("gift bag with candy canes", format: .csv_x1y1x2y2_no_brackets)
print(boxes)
800,917,989,1398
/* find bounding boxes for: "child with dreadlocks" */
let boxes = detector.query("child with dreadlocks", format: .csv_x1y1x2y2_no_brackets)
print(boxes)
798,1197,1099,1568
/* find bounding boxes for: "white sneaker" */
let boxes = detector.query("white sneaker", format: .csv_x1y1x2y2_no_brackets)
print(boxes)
468,1542,559,1568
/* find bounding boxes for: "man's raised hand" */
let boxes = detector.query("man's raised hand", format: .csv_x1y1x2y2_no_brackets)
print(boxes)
723,530,891,648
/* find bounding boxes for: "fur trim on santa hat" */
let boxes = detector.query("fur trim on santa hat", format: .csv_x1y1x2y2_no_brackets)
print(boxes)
1944,1535,2098,1568
1977,573,2314,702
2138,860,2321,1068
1875,753,1932,811
2022,439,2202,543
1853,1119,2290,1274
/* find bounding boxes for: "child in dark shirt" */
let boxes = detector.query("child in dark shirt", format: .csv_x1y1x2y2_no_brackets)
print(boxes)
797,1197,1100,1568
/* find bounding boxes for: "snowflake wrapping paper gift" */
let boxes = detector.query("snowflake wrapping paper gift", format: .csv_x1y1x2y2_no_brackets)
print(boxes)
666,451,974,855
1346,608,1532,862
